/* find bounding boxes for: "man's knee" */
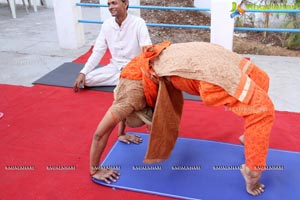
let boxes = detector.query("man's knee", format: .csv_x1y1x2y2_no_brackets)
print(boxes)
264,95,275,123
85,71,120,87
251,90,274,126
84,73,94,86
249,66,270,92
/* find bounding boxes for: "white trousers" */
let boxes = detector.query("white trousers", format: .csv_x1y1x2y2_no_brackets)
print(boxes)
85,64,120,86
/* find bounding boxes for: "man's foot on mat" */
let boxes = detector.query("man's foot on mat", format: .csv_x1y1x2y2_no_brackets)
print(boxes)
91,169,120,184
240,164,265,196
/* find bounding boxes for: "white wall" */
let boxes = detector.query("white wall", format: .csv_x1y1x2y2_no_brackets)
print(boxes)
0,0,41,5
0,0,53,8
194,0,211,10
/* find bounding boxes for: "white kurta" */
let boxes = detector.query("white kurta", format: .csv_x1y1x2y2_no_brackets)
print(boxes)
80,14,152,86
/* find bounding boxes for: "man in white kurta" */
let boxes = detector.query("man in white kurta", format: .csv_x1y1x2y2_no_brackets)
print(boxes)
73,0,151,91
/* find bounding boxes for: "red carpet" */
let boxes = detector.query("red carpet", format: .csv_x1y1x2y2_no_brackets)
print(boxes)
1,84,300,199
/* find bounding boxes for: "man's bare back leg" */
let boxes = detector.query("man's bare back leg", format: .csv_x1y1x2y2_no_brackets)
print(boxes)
240,164,265,196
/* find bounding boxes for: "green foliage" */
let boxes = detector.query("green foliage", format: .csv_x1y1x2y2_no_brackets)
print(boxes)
285,33,300,50
234,13,255,27
281,17,300,50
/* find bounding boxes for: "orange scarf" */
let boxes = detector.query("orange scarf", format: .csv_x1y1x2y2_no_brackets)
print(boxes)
120,41,171,107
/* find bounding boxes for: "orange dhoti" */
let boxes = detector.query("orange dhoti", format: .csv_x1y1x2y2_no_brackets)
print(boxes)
170,62,274,171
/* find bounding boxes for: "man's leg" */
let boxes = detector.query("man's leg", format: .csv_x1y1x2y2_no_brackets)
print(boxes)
239,62,270,144
199,80,274,196
228,85,274,196
85,64,120,86
200,81,274,170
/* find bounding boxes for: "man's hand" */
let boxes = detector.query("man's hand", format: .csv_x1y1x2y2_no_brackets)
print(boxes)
91,169,120,184
73,73,86,92
118,133,143,144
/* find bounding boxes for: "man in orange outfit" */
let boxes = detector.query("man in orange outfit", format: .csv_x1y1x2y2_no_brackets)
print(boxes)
89,41,274,196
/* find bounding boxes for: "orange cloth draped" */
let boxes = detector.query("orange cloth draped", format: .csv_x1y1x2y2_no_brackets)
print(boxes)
121,41,171,107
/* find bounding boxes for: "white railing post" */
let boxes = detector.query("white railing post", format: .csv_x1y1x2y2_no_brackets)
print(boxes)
8,0,17,18
210,0,235,51
194,0,211,12
30,0,37,12
53,0,85,49
45,0,54,8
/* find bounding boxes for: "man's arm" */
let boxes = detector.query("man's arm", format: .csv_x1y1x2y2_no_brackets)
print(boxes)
73,28,108,92
73,73,86,92
90,112,142,183
118,119,126,137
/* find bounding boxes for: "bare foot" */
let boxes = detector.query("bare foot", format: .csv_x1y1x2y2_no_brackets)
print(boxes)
240,164,265,196
91,169,120,184
239,134,244,145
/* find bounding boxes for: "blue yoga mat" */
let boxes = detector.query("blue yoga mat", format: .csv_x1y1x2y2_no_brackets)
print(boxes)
93,133,300,200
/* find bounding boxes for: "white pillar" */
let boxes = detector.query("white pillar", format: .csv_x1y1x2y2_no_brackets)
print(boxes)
194,0,211,10
31,0,37,12
210,0,235,51
53,0,85,49
127,0,140,17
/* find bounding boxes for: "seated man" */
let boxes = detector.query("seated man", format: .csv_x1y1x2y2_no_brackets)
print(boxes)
73,0,151,92
89,41,274,196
